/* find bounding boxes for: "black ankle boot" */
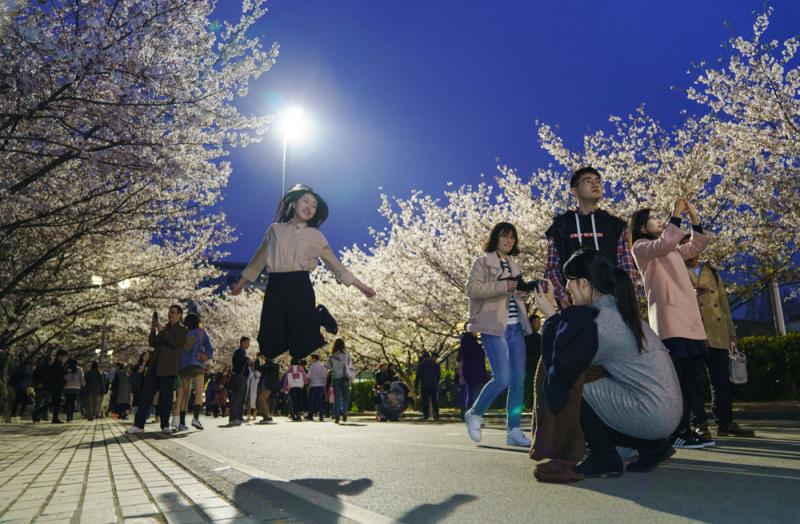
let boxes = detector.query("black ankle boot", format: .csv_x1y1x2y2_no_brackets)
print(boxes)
575,452,623,478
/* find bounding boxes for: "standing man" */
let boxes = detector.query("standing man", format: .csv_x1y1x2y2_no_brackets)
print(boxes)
683,239,755,438
544,166,638,309
228,336,250,426
306,354,327,421
45,349,68,424
127,305,188,434
415,351,441,421
523,314,542,410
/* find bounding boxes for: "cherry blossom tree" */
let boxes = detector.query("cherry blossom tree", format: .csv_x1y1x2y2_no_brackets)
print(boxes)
0,0,277,360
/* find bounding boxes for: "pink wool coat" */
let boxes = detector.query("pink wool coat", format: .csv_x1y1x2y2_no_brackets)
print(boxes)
632,223,710,341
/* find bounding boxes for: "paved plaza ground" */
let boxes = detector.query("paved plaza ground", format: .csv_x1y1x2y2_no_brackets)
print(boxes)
0,409,798,523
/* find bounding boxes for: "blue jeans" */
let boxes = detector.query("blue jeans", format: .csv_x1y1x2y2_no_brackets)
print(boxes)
332,378,350,418
468,323,526,429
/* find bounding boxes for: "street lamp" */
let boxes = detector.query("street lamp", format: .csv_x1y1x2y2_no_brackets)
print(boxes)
279,107,310,196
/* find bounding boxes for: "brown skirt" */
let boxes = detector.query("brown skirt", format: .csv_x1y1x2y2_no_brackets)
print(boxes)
529,358,586,464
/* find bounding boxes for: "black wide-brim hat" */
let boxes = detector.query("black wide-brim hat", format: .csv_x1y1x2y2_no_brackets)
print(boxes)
284,183,329,226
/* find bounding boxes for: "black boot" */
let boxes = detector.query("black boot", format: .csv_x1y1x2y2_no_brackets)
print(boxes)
575,452,623,478
627,442,675,473
316,305,338,334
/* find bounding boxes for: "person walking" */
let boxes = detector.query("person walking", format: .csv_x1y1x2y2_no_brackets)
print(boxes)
228,337,250,426
545,166,638,310
255,356,281,423
326,338,353,424
458,332,489,416
84,361,105,421
245,359,259,421
630,198,713,449
44,349,68,424
283,359,309,422
110,363,132,419
305,354,327,421
10,361,33,418
683,243,756,438
415,351,441,421
464,222,533,447
31,357,51,423
127,305,188,434
230,184,376,362
63,359,84,422
173,312,213,431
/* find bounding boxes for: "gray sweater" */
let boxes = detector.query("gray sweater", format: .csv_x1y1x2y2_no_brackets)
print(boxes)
582,295,682,440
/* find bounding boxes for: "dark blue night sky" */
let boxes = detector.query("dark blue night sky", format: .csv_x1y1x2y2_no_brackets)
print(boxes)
215,1,799,262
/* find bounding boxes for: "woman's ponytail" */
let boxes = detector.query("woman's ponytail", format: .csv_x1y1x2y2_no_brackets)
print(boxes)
613,267,645,352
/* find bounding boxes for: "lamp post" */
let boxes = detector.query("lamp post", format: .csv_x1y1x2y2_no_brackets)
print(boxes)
90,276,132,364
279,107,309,196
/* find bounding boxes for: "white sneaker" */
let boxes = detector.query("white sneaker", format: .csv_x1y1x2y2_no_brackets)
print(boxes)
162,426,174,434
191,418,204,430
464,410,483,442
506,427,531,447
125,426,144,434
177,424,189,431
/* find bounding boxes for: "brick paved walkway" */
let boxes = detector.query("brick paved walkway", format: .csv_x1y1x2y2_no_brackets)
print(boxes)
0,419,255,523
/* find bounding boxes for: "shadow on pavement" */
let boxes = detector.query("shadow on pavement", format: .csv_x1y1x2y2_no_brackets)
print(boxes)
233,477,374,523
566,451,799,522
399,493,478,522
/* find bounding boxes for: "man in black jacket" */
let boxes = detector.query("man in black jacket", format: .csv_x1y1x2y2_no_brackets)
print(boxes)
228,337,251,426
46,349,68,424
415,352,441,421
544,167,638,309
128,305,188,434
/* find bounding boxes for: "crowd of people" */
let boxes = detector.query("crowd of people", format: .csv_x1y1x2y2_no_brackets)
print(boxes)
5,170,756,485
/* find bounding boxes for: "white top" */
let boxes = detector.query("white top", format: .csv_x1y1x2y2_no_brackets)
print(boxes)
242,221,355,285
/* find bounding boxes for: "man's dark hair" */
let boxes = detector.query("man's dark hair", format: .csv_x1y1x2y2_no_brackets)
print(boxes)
311,354,320,362
185,313,200,330
483,222,520,256
570,166,601,188
240,336,250,344
169,304,183,315
55,349,68,358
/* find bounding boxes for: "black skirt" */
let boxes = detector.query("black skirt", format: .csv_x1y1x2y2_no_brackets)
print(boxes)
662,337,707,361
257,271,326,360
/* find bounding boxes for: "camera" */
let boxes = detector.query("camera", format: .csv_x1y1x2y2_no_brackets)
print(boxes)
499,275,547,293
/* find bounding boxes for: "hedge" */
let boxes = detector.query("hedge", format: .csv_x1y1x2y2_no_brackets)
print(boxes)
734,334,800,401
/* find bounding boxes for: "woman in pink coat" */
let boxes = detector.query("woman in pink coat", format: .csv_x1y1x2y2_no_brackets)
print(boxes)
630,197,713,450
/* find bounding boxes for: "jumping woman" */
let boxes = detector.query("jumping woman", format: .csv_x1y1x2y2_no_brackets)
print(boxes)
231,184,375,360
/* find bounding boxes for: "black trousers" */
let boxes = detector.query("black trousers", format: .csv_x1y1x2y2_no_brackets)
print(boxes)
64,391,79,421
420,386,439,419
580,399,668,456
228,378,246,422
691,348,734,427
308,386,325,417
289,388,304,419
258,272,325,360
134,375,175,429
672,355,704,436
48,390,63,422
